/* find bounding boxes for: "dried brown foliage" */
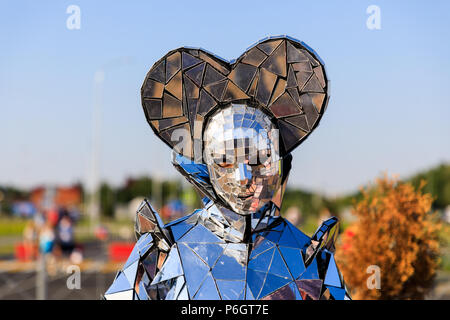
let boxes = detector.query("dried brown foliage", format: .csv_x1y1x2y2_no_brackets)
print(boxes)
336,175,441,299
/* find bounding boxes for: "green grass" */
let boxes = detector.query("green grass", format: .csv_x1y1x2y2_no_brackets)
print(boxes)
0,218,27,236
0,243,15,256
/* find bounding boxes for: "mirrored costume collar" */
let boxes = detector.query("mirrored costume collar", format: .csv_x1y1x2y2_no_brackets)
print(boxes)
192,197,280,243
172,153,281,243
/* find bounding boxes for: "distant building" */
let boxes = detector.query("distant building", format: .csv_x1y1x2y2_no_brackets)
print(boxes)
30,185,83,210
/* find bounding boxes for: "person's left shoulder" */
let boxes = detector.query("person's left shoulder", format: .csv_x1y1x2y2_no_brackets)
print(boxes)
306,217,352,300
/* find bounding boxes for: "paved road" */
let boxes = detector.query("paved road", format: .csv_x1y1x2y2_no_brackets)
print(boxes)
0,270,116,300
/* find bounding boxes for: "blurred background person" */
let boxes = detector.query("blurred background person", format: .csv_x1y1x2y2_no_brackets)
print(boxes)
38,221,55,256
56,215,75,257
22,220,38,261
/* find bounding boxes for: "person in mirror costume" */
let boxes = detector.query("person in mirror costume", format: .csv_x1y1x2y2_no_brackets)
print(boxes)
104,36,351,300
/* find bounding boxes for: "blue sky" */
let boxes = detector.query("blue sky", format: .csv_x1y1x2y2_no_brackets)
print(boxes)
1,0,449,196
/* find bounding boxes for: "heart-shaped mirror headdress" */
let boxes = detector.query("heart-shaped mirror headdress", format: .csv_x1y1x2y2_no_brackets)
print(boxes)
141,35,329,160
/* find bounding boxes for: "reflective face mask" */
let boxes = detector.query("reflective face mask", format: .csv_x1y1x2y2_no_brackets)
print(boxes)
203,103,282,215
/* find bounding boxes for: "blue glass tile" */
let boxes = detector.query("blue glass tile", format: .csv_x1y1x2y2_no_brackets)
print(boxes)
173,154,210,185
245,283,255,300
246,269,267,299
253,122,263,131
268,248,292,279
258,273,291,299
169,221,195,241
248,247,275,273
250,237,275,260
123,242,141,269
177,284,189,300
136,233,153,255
105,271,133,295
216,280,245,300
315,229,325,240
278,225,300,248
242,119,252,128
278,246,305,279
193,272,220,300
262,230,283,243
299,258,319,280
286,221,311,248
177,243,209,297
187,242,226,268
212,249,246,280
123,260,139,287
179,223,224,243
324,255,342,287
324,217,338,227
327,285,346,300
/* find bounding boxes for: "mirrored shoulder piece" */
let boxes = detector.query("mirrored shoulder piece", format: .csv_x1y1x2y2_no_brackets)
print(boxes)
103,199,174,300
304,217,339,264
135,199,172,248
